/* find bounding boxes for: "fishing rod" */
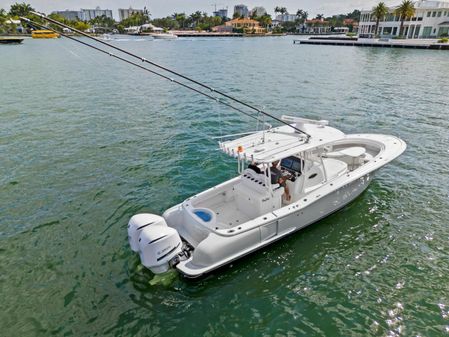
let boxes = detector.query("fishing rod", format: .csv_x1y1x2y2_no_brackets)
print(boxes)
30,11,311,140
21,17,273,128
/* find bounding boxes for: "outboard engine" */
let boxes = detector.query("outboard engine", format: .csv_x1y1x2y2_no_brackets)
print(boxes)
128,213,183,274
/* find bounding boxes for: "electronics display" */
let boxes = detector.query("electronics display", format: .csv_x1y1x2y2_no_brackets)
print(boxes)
280,156,302,174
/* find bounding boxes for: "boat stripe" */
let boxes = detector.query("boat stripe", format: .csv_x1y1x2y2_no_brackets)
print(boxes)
137,221,154,230
148,235,167,244
157,242,181,262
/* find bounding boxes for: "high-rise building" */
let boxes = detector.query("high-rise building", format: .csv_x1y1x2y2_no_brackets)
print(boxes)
250,6,267,17
234,4,249,18
79,7,113,21
52,10,82,21
213,8,228,19
118,7,147,21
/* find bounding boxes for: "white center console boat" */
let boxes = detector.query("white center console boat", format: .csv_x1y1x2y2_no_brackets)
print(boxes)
128,116,406,278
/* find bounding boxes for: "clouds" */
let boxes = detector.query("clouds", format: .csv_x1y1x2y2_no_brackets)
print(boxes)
0,0,398,19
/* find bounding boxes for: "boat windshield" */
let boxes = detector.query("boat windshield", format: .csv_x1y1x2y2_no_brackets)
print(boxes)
280,156,302,174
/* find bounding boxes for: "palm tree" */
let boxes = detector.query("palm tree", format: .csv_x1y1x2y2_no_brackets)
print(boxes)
296,9,304,22
316,14,324,20
394,0,415,37
9,2,34,17
173,12,186,28
280,7,288,15
274,6,281,16
190,11,202,27
302,11,309,22
0,8,7,29
258,14,272,28
372,2,388,36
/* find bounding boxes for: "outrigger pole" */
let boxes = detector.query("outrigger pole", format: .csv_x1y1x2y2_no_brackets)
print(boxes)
21,18,267,126
25,12,311,140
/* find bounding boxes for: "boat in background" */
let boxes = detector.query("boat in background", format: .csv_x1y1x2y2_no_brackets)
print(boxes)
32,30,60,39
151,32,178,40
128,116,406,278
0,37,24,44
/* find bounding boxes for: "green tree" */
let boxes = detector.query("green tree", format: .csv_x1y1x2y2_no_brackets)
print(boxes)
90,14,115,28
151,16,179,30
189,11,202,27
372,2,389,36
257,14,272,28
346,10,361,20
9,2,34,17
274,6,281,16
394,0,415,37
73,21,90,31
173,12,186,29
120,12,148,27
0,8,7,23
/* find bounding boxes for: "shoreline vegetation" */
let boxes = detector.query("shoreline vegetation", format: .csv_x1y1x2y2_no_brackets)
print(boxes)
1,2,359,37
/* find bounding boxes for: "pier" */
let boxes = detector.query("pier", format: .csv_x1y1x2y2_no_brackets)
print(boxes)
293,38,449,50
0,37,24,44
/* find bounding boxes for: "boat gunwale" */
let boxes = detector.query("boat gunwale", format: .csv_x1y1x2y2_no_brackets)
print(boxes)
177,133,405,239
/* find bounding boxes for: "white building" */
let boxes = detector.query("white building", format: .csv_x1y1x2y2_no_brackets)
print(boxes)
234,4,249,18
251,6,267,17
275,13,297,22
213,9,228,19
52,10,83,21
359,0,449,38
80,7,113,21
118,7,147,21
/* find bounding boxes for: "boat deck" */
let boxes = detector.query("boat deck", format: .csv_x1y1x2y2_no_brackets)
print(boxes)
200,197,252,230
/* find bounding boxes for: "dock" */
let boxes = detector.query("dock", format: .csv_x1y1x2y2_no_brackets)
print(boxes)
0,37,24,44
293,38,449,50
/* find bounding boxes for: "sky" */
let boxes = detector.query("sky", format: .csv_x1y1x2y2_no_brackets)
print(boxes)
0,0,397,20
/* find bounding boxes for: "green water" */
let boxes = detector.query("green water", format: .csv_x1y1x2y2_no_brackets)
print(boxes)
1,36,449,336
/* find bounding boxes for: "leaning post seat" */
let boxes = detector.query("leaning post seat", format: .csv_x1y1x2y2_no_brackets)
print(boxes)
234,169,283,218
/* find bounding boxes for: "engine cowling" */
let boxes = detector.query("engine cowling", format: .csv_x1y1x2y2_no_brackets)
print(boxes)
128,213,183,274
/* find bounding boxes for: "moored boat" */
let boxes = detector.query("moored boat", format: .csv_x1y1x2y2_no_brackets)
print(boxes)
151,32,178,39
128,116,406,278
0,37,24,44
24,13,407,280
32,30,60,38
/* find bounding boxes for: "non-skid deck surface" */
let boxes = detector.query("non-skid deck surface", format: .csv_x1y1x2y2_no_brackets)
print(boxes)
206,200,252,230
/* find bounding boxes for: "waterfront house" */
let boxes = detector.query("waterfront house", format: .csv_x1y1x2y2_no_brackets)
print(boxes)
211,25,233,33
359,0,449,38
304,18,331,34
225,18,266,34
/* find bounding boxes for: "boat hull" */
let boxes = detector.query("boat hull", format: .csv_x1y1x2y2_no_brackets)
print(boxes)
175,172,372,277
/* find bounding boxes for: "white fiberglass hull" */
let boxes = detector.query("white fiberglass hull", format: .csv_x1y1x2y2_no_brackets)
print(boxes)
152,33,177,39
128,128,406,278
174,172,371,277
169,133,406,277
